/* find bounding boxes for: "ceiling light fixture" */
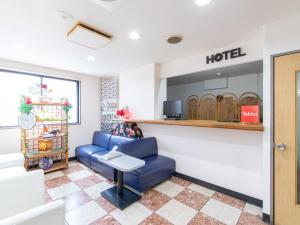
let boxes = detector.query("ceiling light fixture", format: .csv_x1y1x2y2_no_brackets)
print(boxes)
166,35,183,44
12,42,25,49
217,72,222,76
195,0,212,6
87,56,96,62
129,31,141,40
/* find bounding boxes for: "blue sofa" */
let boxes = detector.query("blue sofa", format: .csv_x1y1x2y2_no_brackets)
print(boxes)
75,131,176,192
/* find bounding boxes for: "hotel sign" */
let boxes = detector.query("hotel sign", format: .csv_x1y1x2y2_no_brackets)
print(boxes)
206,47,247,64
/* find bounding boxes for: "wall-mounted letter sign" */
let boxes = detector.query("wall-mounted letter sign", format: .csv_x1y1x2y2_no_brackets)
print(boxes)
206,48,247,64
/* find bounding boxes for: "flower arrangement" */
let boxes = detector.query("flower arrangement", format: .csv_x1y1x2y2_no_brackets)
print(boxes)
19,96,33,114
63,100,72,113
116,107,131,119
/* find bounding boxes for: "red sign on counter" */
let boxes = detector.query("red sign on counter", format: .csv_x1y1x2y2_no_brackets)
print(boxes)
241,105,260,123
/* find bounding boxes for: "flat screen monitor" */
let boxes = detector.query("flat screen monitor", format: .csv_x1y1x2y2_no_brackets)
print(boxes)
163,100,182,116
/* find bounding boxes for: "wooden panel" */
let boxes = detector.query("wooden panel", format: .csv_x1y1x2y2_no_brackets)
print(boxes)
126,119,264,131
274,53,300,225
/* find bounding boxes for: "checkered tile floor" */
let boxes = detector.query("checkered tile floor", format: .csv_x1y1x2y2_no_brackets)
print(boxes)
45,161,267,225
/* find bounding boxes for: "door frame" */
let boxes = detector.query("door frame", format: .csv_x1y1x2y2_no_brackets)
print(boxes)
271,49,300,225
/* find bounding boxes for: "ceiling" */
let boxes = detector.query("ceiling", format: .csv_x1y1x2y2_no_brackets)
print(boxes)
167,60,263,86
0,0,299,76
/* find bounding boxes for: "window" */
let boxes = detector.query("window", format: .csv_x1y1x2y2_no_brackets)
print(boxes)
0,69,80,127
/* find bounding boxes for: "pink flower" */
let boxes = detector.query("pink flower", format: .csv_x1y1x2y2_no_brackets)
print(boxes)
116,109,125,117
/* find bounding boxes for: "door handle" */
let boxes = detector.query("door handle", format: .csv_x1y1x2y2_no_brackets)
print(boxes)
276,143,286,151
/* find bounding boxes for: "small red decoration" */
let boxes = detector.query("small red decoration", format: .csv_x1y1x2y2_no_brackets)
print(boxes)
25,97,32,105
116,109,125,117
62,100,72,113
241,105,260,123
63,100,70,107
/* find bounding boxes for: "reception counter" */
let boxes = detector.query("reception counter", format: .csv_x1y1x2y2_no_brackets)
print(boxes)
127,119,263,131
127,119,264,203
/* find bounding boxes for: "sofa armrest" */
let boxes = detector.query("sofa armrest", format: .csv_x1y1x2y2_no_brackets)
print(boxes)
0,170,45,220
0,200,65,225
0,153,24,169
119,137,158,159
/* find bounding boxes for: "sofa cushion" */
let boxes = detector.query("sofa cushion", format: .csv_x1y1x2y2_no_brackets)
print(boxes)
92,132,111,149
108,135,133,150
119,137,158,159
128,155,175,178
90,151,116,181
124,155,176,192
75,144,107,167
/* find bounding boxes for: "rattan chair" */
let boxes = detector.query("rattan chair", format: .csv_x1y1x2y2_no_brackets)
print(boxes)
217,93,240,122
187,95,199,120
198,94,217,120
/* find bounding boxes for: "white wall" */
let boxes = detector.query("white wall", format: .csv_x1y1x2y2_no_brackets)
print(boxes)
0,59,100,157
119,63,159,120
141,124,263,199
160,32,263,78
168,73,263,118
155,78,167,120
262,12,300,216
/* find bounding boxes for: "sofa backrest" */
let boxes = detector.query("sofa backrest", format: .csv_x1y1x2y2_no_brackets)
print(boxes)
108,135,134,150
92,132,111,149
119,137,158,159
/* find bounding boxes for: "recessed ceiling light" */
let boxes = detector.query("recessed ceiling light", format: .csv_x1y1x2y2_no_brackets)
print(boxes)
12,42,25,49
195,0,212,6
217,72,222,76
166,35,183,44
87,56,96,62
129,31,140,40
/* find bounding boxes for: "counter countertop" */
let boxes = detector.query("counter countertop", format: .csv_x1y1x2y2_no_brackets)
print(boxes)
126,119,264,131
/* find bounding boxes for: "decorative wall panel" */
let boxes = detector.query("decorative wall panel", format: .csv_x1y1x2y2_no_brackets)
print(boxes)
100,77,118,132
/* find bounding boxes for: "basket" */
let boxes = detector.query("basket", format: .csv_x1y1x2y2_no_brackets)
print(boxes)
38,139,53,152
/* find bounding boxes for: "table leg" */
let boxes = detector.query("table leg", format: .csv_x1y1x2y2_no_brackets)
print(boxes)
117,170,123,195
101,169,141,210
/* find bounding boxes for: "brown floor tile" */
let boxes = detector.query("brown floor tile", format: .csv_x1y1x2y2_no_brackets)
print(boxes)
74,175,104,189
63,165,85,175
95,196,117,213
90,215,120,225
175,188,209,210
139,213,172,225
63,191,92,212
238,212,267,225
171,176,192,187
139,189,171,211
213,192,245,209
189,212,225,225
45,175,71,189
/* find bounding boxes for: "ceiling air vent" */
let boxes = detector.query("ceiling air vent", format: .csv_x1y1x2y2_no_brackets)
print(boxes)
67,23,112,50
